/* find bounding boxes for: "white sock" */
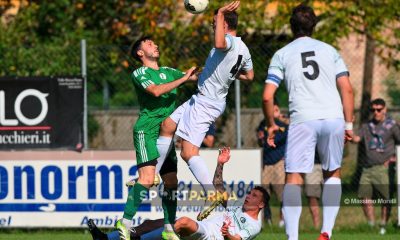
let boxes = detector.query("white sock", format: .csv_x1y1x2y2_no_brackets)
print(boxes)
282,184,302,240
122,218,132,229
321,177,341,238
187,156,213,194
155,136,173,174
164,223,174,232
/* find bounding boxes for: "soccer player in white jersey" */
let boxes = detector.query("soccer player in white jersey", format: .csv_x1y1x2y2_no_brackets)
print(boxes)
174,147,268,240
155,1,254,220
263,4,354,240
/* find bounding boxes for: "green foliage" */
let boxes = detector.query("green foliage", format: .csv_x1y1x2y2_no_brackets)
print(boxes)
1,0,399,109
384,72,400,107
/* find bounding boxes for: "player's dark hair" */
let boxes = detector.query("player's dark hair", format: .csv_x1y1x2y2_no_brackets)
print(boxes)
131,36,152,62
214,9,238,30
253,186,270,206
290,4,318,38
370,98,386,107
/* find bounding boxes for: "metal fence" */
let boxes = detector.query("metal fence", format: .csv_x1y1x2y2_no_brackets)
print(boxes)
1,38,400,228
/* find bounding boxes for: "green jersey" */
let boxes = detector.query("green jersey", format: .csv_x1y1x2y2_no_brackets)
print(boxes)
131,66,184,130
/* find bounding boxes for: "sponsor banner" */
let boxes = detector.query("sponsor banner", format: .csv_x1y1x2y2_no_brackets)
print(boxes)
0,149,261,228
0,77,83,149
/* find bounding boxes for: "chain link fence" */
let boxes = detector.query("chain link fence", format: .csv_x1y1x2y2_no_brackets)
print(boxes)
1,39,400,227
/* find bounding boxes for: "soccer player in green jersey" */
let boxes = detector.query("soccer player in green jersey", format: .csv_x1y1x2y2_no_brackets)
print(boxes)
116,36,198,240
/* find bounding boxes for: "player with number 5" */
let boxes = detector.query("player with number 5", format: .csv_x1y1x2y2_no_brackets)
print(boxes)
153,0,254,221
263,3,354,240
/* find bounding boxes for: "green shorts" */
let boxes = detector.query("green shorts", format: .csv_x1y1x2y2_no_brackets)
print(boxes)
133,127,177,173
358,165,389,200
134,127,160,165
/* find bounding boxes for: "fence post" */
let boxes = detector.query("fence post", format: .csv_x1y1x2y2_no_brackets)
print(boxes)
235,79,241,148
81,39,89,149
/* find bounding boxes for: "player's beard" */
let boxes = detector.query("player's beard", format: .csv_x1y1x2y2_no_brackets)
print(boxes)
147,51,160,61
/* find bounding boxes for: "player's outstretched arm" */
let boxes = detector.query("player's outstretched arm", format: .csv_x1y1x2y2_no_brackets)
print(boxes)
145,66,197,97
213,146,230,207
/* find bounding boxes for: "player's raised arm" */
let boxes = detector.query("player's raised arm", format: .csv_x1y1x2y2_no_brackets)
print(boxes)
145,66,197,97
213,146,230,208
214,1,240,49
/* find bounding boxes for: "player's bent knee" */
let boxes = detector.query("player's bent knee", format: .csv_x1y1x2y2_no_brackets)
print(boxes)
160,118,176,137
176,217,191,228
138,174,155,186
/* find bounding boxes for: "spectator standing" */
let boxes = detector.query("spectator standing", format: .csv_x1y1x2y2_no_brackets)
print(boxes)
351,98,400,234
257,102,288,227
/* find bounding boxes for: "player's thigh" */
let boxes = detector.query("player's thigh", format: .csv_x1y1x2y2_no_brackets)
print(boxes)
285,122,318,173
176,95,225,147
133,128,159,165
316,118,345,171
170,99,190,124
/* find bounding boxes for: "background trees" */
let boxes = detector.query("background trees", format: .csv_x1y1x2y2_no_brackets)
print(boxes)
0,0,399,109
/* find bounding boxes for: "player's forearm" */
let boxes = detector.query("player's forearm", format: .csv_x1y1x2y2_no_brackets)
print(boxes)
214,12,227,49
237,70,254,81
213,163,225,193
341,90,354,123
337,76,354,123
262,98,275,128
147,77,187,97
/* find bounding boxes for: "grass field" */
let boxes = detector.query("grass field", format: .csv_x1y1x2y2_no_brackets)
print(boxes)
1,227,399,240
1,204,399,239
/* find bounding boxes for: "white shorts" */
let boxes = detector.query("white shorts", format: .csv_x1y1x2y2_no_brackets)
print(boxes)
285,118,345,173
170,94,225,147
185,220,222,240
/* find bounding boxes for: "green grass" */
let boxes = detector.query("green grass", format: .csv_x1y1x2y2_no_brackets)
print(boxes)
1,227,399,240
1,205,399,240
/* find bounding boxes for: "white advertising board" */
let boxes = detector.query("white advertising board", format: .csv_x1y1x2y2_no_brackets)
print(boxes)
0,149,261,228
397,146,400,227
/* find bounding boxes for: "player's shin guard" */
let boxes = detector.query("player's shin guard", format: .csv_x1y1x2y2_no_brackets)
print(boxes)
162,188,177,227
321,177,341,238
282,184,302,240
123,182,149,220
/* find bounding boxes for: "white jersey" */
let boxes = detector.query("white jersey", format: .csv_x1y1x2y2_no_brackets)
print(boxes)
266,36,349,124
198,34,253,101
202,206,261,240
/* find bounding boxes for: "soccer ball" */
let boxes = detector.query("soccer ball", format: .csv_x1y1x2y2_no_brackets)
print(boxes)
184,0,209,14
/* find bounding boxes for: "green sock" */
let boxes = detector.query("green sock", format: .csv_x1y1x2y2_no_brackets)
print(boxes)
162,188,177,224
123,182,148,220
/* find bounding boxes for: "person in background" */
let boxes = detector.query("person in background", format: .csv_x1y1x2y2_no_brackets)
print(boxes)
350,98,400,235
257,100,288,227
